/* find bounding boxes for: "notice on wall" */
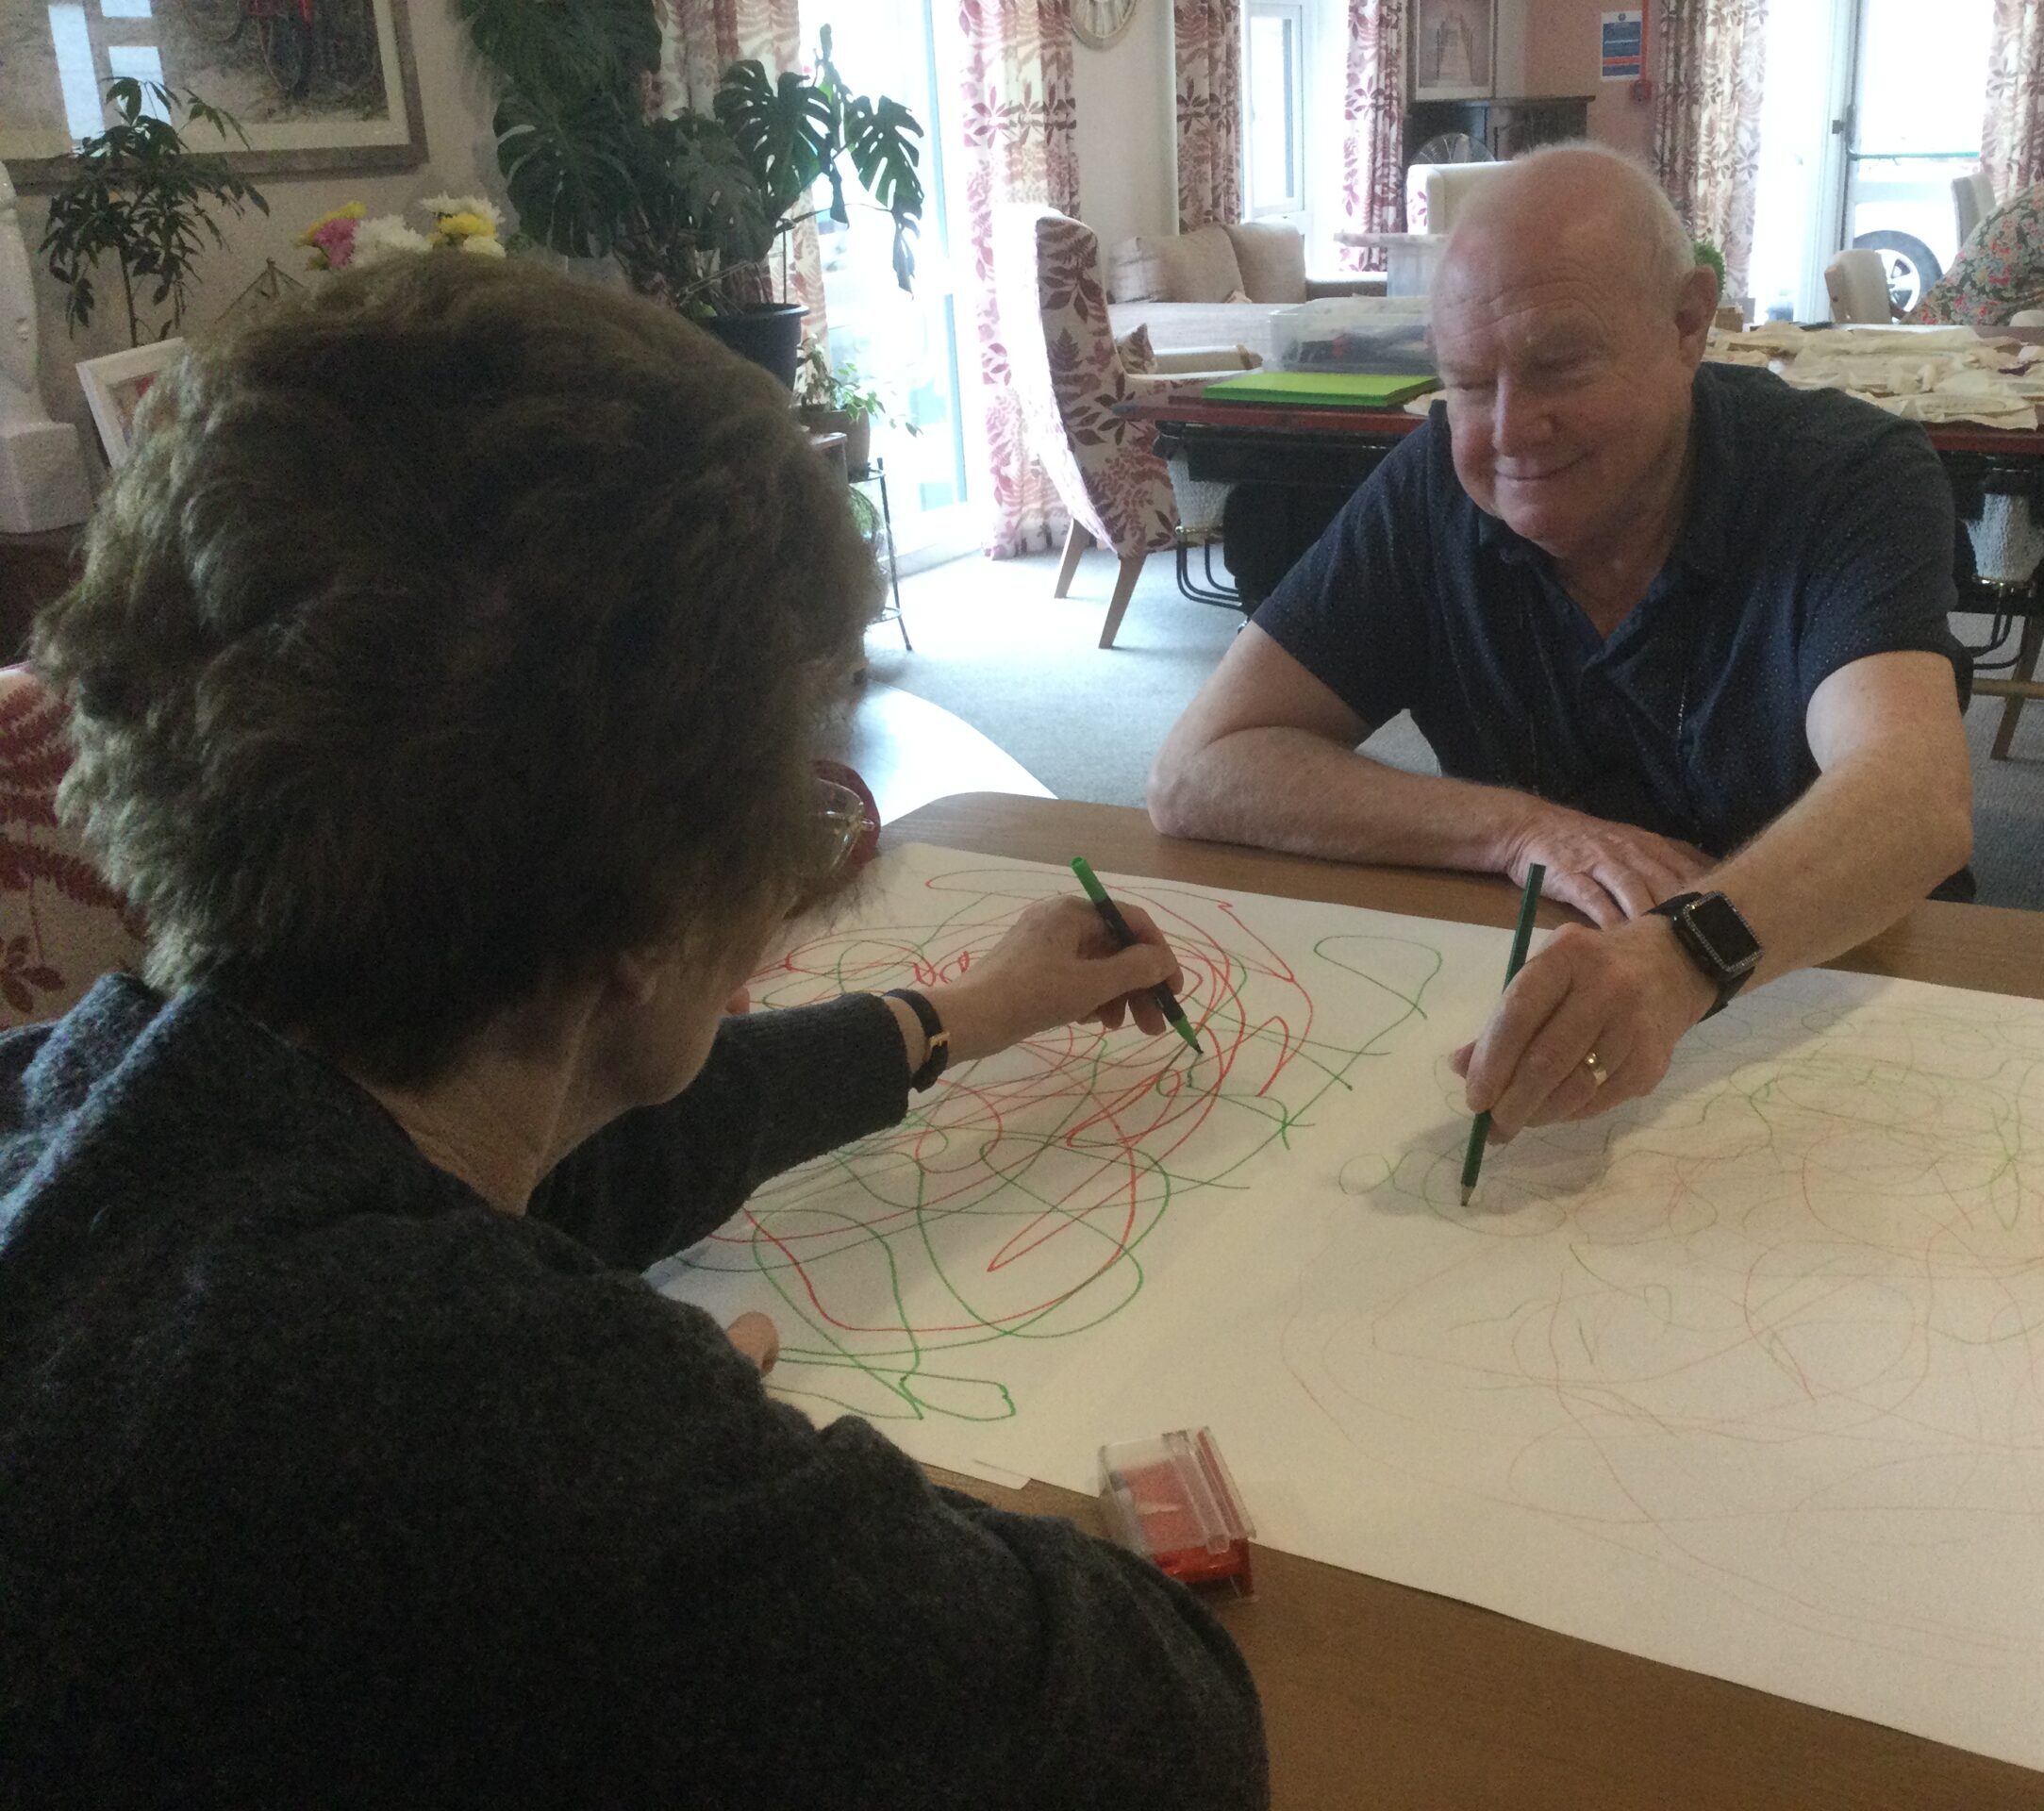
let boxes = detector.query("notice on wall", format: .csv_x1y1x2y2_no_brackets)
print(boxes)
1601,9,1643,81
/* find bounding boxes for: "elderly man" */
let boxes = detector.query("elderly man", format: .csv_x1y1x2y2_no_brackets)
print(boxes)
1148,144,1972,1143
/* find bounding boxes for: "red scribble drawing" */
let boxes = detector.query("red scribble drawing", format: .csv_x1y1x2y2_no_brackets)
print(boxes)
671,860,1444,1426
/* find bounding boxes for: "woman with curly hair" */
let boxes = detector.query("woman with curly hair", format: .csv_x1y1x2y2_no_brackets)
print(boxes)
0,255,1266,1809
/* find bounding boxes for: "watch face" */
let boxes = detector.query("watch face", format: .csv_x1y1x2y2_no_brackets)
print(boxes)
1072,0,1138,50
1683,894,1761,976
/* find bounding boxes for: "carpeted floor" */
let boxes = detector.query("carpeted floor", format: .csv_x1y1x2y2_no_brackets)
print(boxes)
869,546,2044,911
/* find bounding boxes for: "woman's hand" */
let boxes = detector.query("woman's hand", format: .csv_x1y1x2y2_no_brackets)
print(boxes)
923,894,1188,1063
725,1311,779,1371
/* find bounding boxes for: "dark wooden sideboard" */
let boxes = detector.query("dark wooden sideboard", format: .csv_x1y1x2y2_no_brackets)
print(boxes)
1404,94,1593,164
0,528,78,659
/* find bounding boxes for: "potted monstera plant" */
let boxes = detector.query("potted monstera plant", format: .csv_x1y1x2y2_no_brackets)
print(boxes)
460,0,923,385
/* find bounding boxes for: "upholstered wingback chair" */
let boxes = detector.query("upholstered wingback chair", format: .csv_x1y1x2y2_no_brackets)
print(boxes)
993,204,1199,649
0,665,147,1028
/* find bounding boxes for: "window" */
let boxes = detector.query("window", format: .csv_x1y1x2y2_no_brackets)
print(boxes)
1245,1,1306,221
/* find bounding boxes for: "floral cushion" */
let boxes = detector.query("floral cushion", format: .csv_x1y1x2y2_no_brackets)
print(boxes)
0,666,147,1028
993,206,1178,559
1911,182,2044,324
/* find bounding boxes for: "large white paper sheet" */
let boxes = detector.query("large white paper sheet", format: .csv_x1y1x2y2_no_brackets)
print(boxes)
655,844,2044,1771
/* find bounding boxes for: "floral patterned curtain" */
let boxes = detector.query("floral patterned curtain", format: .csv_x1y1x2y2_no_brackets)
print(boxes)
1175,0,1242,230
1985,0,2044,201
1653,0,1769,297
1338,0,1404,272
959,0,1082,558
657,0,825,329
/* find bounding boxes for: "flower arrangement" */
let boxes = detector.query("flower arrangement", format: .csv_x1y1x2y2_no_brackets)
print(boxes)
297,194,507,272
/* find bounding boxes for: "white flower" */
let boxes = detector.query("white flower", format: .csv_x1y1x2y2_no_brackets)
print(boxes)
457,234,508,258
349,217,433,266
419,193,504,231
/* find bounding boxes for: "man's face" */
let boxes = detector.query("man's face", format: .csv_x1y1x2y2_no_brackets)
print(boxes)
1433,234,1701,564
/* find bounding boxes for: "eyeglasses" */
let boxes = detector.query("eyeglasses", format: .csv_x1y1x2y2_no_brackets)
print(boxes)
812,776,869,879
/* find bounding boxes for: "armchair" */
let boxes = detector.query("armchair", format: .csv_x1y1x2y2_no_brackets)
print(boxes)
0,665,147,1028
993,205,1249,648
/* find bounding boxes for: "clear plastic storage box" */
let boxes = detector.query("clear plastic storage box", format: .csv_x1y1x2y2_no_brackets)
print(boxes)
1274,296,1436,376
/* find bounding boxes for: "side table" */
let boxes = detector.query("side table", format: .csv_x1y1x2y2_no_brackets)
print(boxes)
849,457,910,651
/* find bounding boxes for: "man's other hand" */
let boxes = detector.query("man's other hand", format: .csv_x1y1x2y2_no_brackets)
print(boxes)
1505,807,1712,926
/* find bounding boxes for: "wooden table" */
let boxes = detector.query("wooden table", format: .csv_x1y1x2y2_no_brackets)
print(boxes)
897,791,2044,1811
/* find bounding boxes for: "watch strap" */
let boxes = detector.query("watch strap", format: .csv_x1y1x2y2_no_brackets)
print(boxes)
883,989,951,1089
1648,892,1754,1020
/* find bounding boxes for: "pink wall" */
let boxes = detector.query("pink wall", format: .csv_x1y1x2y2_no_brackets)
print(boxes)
1519,0,1654,159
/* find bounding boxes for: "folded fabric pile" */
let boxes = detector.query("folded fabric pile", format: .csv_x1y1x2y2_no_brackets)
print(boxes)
1704,324,2044,429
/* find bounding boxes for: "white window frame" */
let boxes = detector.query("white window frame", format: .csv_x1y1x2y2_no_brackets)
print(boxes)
1244,0,1308,224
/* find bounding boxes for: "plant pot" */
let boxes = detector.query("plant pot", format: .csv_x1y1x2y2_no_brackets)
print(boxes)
701,303,807,389
795,406,871,471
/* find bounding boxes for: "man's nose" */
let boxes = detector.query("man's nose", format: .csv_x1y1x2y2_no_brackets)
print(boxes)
1491,377,1553,455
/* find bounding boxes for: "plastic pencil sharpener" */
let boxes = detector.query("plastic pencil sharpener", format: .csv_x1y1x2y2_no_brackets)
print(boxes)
1099,1426,1255,1597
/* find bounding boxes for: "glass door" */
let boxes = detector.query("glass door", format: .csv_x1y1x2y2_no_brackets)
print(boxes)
1836,0,1996,314
806,1,973,570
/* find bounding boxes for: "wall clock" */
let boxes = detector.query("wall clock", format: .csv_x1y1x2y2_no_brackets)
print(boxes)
1073,0,1138,51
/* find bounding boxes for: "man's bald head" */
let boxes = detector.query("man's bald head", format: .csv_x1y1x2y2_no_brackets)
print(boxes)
1437,142,1703,313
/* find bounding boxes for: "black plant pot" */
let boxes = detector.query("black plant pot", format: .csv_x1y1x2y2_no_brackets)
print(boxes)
701,303,807,389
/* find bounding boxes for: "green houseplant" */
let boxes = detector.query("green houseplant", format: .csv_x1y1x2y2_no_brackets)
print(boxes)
41,77,268,346
792,335,914,470
457,1,924,383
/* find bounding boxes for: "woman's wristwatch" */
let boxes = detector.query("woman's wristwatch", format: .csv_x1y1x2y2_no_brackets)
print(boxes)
1648,891,1762,1018
884,988,951,1089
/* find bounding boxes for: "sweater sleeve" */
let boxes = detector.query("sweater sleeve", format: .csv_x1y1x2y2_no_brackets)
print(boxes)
664,1411,1271,1811
322,1226,1270,1809
547,1275,1271,1810
529,992,910,1270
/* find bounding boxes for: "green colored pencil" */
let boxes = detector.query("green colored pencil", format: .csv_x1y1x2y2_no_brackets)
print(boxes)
1458,863,1546,1205
1071,856,1204,1056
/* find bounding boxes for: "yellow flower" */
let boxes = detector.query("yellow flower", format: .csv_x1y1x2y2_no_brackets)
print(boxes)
435,212,495,241
457,235,507,258
294,200,366,244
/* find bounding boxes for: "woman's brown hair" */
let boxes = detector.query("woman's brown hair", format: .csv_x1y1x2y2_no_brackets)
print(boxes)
34,253,875,1082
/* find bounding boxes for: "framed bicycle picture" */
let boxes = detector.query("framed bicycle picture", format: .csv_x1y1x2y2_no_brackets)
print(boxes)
75,338,185,469
1410,0,1495,103
0,0,426,189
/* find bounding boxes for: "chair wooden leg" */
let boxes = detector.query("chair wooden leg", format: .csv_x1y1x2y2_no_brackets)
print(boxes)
1989,614,2044,759
1099,553,1144,649
1053,521,1093,599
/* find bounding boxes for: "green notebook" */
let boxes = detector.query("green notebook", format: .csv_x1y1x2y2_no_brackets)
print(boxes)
1203,370,1441,407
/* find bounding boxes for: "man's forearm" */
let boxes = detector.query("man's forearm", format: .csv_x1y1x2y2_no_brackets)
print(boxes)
1149,725,1532,871
1705,747,1971,989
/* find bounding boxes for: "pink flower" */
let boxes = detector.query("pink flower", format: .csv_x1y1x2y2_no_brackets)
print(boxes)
306,215,359,271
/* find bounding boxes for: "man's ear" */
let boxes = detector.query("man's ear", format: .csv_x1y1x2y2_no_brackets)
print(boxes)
1674,263,1720,363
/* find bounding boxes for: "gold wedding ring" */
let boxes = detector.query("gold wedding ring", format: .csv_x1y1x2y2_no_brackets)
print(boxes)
1583,1051,1610,1088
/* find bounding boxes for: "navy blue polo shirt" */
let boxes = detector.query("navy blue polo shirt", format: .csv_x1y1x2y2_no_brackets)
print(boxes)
1255,363,1969,864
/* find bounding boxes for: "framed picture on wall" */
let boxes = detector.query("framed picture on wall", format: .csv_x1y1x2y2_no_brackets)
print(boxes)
1411,0,1496,103
76,338,185,469
0,0,427,190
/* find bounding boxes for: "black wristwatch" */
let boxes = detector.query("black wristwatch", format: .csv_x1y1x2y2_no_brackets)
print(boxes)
884,989,951,1089
1648,892,1762,1019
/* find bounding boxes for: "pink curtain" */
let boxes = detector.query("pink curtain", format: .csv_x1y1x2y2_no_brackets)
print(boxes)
1175,0,1242,230
1338,0,1404,273
960,0,1083,558
1653,0,1769,297
1985,0,2044,200
658,0,825,329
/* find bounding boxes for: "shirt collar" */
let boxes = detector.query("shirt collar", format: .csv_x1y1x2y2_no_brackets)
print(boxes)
1470,368,1733,576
